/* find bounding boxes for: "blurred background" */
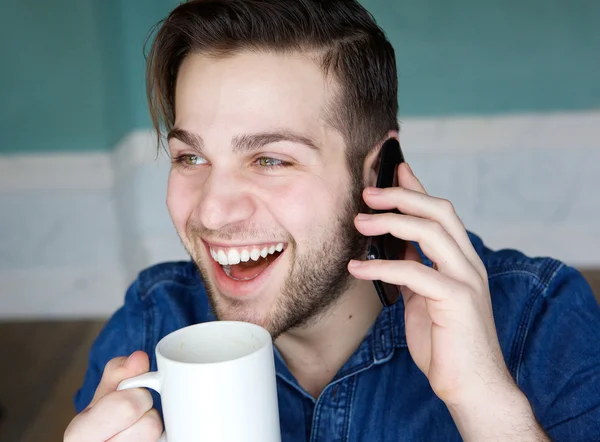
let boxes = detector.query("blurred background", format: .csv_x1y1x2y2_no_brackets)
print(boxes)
0,0,599,440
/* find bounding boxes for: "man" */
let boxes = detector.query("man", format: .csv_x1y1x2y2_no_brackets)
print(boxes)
65,0,600,440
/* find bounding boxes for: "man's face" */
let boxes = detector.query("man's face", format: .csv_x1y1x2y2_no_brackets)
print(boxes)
168,51,366,337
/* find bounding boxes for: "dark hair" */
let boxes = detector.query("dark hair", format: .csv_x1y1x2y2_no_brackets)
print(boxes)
147,0,399,181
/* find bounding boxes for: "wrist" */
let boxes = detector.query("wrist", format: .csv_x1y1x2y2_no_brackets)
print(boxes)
446,383,547,442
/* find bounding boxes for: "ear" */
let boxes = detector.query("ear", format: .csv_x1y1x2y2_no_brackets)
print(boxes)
362,130,400,188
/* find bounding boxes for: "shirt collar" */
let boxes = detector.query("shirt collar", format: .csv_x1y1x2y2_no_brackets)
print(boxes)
273,296,409,396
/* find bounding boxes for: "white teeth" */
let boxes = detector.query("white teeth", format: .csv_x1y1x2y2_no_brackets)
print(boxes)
217,250,228,266
227,249,240,265
209,243,286,265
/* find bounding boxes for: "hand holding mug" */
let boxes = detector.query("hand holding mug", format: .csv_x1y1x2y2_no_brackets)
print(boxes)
117,321,281,442
64,351,163,442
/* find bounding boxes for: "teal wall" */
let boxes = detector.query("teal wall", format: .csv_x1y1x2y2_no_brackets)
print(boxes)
1,0,599,153
0,0,107,153
366,0,600,116
93,0,178,148
0,0,175,154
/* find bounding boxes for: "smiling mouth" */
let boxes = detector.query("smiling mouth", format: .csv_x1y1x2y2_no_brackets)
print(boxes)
208,242,286,281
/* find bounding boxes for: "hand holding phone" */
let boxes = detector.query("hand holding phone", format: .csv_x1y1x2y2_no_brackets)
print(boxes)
365,138,406,307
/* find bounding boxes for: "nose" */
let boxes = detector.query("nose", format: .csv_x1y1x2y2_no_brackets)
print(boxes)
197,168,256,231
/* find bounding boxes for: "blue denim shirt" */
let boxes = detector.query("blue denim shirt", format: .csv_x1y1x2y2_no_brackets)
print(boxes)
75,232,600,441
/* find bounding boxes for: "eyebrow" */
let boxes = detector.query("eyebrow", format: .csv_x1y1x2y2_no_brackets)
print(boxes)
167,128,320,154
167,128,205,153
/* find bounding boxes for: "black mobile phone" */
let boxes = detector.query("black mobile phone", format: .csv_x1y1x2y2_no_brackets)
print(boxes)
365,138,406,307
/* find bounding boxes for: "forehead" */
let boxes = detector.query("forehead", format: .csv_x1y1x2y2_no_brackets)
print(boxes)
174,51,336,138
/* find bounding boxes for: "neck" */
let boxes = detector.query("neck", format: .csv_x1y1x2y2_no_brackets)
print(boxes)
274,278,382,398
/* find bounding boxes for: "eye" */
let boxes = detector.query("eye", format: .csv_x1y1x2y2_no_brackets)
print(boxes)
256,157,285,168
185,155,205,165
173,154,207,167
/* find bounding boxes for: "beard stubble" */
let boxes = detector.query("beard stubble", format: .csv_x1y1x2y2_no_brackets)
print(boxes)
184,184,368,339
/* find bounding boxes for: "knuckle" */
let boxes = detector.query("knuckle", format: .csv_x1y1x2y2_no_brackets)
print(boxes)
463,285,479,301
403,260,422,274
143,410,164,438
382,212,396,223
111,389,152,423
425,219,444,236
119,398,144,423
104,356,127,374
437,198,456,214
100,357,128,385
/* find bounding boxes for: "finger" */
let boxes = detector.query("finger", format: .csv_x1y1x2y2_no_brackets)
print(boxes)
397,162,427,194
107,409,163,442
349,259,451,301
348,260,483,326
399,242,422,306
89,351,150,409
67,388,154,442
404,163,487,279
363,181,487,280
403,292,433,350
355,212,481,285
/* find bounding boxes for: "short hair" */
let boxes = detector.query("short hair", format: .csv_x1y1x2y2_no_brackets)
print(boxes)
147,0,399,179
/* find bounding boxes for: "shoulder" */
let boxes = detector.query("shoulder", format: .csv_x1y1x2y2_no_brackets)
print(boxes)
468,232,600,436
468,230,574,304
74,260,213,411
468,229,590,320
134,260,205,297
94,259,213,372
467,231,599,371
468,230,564,284
126,260,214,327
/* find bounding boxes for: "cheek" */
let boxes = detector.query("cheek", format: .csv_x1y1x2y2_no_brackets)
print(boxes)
266,179,340,236
166,172,199,232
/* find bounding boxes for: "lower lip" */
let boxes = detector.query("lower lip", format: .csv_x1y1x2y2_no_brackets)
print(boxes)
204,243,285,299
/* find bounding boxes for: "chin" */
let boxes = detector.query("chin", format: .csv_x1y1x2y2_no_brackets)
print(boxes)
214,293,274,323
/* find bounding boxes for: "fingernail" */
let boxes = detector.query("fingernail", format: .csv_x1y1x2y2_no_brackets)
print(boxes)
356,213,371,221
348,260,363,268
365,187,383,195
124,353,134,366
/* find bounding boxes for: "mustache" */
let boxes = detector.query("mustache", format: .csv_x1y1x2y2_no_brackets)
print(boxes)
187,223,289,243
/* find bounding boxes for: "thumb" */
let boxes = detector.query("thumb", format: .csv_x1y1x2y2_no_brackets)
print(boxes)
400,241,422,306
397,162,428,195
87,350,149,409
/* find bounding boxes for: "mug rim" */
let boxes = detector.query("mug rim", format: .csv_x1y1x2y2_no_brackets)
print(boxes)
156,320,273,366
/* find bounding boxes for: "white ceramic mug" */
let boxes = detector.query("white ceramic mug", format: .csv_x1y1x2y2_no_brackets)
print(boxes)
117,321,281,442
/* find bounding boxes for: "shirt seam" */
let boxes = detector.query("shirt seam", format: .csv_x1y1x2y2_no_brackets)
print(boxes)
276,372,316,402
486,259,560,284
139,279,203,303
136,278,203,357
138,261,199,295
506,260,565,382
143,292,155,357
343,376,357,442
310,392,324,442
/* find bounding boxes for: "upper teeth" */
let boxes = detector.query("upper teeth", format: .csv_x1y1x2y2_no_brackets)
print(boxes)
210,243,284,266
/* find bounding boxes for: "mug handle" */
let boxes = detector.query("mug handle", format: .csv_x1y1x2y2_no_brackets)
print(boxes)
118,372,167,442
